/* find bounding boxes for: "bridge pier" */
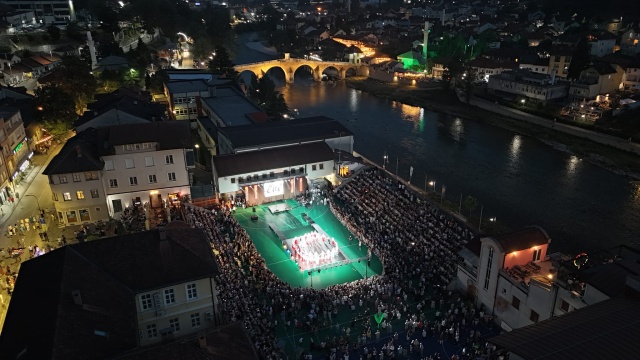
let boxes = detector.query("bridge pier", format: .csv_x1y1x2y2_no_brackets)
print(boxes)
312,66,322,82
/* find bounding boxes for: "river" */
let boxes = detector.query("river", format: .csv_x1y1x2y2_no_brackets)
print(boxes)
234,32,640,255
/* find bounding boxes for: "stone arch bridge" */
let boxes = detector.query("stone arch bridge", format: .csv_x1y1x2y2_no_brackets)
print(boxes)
235,54,369,83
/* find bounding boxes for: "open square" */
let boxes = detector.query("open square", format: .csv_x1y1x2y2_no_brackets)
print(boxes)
233,199,382,288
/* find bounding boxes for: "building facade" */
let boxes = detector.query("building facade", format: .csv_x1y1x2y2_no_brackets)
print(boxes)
44,122,194,225
0,0,76,26
487,69,568,103
0,105,32,202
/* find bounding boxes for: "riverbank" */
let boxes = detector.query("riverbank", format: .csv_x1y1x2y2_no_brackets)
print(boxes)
345,77,640,178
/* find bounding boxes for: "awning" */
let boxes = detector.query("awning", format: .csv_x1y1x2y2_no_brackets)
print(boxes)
35,135,53,145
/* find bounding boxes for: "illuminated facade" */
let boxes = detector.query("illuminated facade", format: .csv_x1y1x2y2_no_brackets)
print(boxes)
0,0,76,26
0,105,31,204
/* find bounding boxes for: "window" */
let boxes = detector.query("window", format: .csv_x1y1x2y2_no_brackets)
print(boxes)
79,209,90,221
66,210,77,223
319,164,324,170
105,160,114,171
532,248,542,262
91,189,99,198
483,246,494,291
530,310,539,323
164,289,175,305
191,313,201,327
312,165,317,171
165,155,174,164
125,144,132,151
130,176,138,186
169,318,180,333
146,324,158,338
76,191,85,200
134,144,141,150
52,193,58,201
140,294,153,310
85,171,99,181
72,173,81,182
148,175,157,183
143,143,151,149
560,299,571,312
230,177,236,184
109,179,118,188
112,199,123,213
186,283,197,300
145,156,154,167
59,174,68,183
168,173,176,181
63,192,71,201
512,296,521,310
125,158,135,169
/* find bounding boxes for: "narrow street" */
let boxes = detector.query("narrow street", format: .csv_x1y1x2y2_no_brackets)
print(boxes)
0,142,80,330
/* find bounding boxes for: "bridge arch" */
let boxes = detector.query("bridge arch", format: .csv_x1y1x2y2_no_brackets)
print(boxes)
293,63,321,82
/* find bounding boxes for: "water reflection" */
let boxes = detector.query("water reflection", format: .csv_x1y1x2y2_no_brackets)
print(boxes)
450,118,464,142
566,155,581,177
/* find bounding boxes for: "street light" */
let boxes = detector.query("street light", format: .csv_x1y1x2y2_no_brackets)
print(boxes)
194,144,200,164
383,150,388,169
24,194,41,212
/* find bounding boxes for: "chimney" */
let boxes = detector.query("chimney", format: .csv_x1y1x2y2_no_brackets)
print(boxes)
72,290,83,305
75,145,82,158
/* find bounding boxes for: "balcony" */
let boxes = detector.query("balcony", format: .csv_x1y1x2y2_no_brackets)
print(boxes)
237,170,307,186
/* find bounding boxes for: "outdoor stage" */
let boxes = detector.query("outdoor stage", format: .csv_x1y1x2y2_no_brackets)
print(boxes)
233,199,382,288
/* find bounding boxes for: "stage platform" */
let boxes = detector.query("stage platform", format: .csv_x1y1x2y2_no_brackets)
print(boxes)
268,203,291,214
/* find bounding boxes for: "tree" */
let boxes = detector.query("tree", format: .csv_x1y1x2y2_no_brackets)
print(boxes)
65,21,84,42
247,75,289,119
464,195,478,217
47,24,61,41
208,45,237,78
567,37,591,80
58,56,97,113
35,85,76,138
192,37,213,62
459,65,477,104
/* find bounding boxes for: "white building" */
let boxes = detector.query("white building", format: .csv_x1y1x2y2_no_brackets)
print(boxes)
487,69,568,104
0,0,76,26
587,31,617,57
44,122,195,225
456,226,636,332
100,122,194,218
213,142,335,205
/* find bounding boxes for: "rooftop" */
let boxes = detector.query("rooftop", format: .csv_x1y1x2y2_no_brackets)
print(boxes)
98,121,192,153
490,296,640,360
0,226,219,359
201,87,264,126
42,128,105,175
495,226,551,253
213,141,335,177
219,116,353,151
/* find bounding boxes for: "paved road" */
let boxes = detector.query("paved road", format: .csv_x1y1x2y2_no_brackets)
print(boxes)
0,143,80,330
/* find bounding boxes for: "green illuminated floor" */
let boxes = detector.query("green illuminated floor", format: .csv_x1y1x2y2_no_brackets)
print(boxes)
234,199,382,288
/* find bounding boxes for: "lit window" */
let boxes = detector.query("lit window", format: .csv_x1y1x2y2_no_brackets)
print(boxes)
84,171,99,181
76,191,85,200
63,192,71,201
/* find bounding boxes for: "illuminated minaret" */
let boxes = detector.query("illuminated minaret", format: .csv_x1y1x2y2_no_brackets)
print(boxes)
423,21,430,58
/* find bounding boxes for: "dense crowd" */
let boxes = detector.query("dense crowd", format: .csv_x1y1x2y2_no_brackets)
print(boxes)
184,167,495,360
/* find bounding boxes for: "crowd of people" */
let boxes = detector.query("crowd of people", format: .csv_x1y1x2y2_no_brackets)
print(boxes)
183,167,496,360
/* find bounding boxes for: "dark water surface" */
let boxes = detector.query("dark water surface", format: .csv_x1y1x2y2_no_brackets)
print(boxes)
234,33,640,254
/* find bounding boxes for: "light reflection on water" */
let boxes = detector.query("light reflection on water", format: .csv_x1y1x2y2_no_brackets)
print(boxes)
265,72,640,254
